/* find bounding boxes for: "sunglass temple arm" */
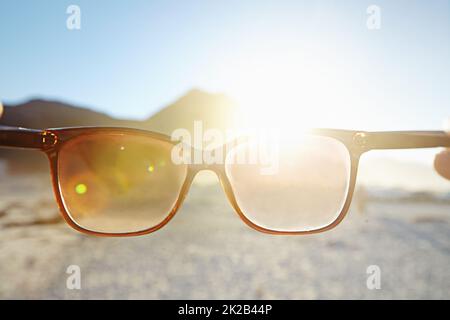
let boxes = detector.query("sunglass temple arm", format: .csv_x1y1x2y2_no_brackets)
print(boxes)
356,131,450,151
0,126,52,150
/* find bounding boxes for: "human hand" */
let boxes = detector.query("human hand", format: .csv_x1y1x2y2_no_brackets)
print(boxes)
434,149,450,180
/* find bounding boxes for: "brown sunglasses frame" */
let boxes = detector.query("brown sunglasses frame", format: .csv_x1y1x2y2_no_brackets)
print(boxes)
1,125,449,237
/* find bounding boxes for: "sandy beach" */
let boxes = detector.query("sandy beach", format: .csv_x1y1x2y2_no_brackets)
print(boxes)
0,173,449,299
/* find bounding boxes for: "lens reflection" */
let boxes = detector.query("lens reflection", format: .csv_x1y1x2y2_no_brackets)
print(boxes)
225,135,351,232
58,133,187,234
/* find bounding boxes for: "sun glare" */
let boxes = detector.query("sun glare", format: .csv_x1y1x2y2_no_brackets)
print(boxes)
221,48,362,135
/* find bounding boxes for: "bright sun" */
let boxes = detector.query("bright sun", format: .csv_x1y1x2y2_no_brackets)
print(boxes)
220,48,362,134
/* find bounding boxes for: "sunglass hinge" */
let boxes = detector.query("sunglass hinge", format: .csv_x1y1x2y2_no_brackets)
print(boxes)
41,131,58,148
353,132,368,151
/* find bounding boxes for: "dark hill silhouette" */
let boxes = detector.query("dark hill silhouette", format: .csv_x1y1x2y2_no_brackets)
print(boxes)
144,89,239,135
0,90,239,173
0,90,239,132
0,99,134,129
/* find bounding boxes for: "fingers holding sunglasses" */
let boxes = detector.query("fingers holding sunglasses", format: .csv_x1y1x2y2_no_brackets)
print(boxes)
434,149,450,180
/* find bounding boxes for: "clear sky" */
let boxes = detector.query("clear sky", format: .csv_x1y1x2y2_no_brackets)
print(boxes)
0,0,449,131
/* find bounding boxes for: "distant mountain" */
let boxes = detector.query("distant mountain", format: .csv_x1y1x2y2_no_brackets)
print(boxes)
0,99,137,129
0,89,239,132
144,89,239,135
0,90,239,173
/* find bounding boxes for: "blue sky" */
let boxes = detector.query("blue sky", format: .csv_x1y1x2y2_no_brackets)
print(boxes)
0,0,449,132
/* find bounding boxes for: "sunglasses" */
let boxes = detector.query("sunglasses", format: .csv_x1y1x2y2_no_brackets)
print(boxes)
0,126,449,236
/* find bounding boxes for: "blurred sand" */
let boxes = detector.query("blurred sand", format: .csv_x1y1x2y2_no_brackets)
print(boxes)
0,174,449,299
